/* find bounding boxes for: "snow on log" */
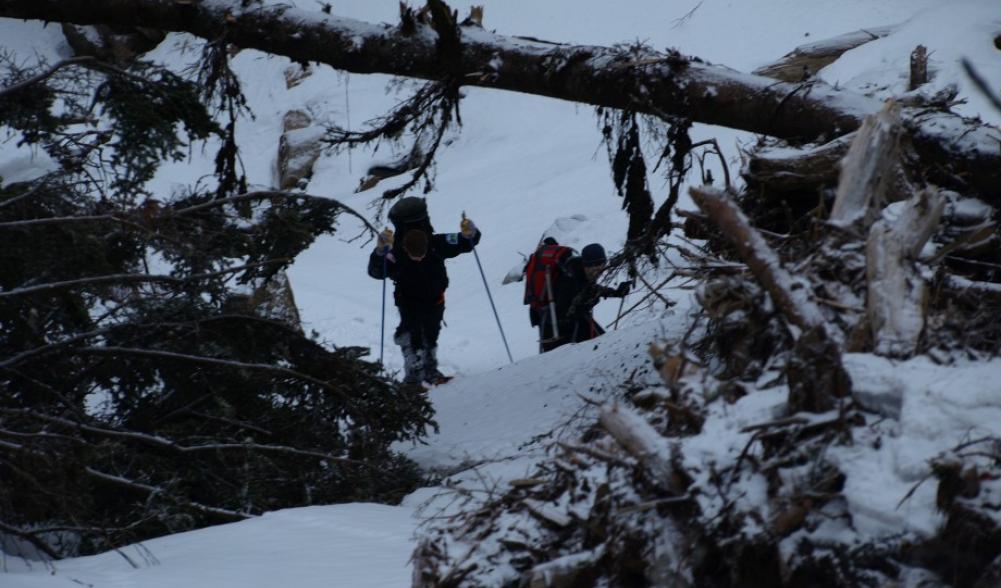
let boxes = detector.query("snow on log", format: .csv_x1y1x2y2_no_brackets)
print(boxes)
866,188,945,357
689,186,827,337
743,132,854,193
829,101,904,229
753,24,898,82
520,547,603,588
1,0,999,201
945,275,1001,301
598,403,686,495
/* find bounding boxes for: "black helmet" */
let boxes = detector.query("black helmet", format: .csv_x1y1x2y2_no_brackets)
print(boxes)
580,243,607,267
388,197,428,226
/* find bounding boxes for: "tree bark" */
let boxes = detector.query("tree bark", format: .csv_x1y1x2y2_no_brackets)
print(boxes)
909,45,929,91
1,0,999,201
743,132,854,193
520,548,603,588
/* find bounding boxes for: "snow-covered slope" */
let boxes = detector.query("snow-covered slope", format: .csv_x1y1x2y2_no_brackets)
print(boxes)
4,0,1001,586
4,504,418,588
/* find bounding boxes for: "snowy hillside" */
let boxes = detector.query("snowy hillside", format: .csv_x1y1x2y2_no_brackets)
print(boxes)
4,0,1001,586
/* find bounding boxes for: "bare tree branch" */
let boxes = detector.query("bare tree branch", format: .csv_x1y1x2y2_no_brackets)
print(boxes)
171,190,378,234
1,408,363,464
74,346,353,403
83,467,250,522
0,55,96,98
0,518,61,559
0,259,288,298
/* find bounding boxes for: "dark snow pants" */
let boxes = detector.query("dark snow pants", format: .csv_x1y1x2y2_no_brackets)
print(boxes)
394,301,445,382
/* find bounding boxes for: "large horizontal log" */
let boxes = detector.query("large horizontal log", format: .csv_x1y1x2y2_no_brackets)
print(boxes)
0,0,998,200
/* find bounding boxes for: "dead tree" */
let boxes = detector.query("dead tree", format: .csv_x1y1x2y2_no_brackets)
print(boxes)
0,0,998,201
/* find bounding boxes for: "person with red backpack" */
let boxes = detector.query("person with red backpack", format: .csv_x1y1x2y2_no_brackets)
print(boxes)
368,197,480,385
524,240,630,352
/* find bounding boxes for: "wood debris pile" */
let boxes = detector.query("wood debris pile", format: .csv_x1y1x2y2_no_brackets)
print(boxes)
412,99,1001,587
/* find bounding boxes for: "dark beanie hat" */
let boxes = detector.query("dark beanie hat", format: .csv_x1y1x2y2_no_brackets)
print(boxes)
580,243,607,267
403,229,429,257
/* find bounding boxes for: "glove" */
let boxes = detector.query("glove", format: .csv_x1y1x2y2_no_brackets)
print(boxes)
376,227,394,255
460,216,477,239
614,280,632,297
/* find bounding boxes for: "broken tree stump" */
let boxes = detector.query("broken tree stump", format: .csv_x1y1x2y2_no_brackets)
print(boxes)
909,45,929,91
866,188,945,357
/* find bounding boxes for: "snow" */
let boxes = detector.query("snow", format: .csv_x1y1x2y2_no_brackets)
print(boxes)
4,0,1001,585
820,0,1001,125
3,504,417,588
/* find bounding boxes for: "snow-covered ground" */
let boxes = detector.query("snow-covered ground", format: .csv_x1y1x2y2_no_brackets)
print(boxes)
4,0,1001,586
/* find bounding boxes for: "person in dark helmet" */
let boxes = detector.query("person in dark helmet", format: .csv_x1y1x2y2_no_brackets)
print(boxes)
368,197,480,385
539,242,630,352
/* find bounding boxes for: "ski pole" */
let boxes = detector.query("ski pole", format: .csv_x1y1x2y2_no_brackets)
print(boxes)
612,279,633,330
380,254,387,366
613,295,626,330
464,212,514,364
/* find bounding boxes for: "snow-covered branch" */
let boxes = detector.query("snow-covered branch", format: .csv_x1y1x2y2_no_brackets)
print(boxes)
83,467,250,522
689,186,827,336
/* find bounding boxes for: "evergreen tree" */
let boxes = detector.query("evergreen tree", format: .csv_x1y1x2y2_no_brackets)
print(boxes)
0,43,433,558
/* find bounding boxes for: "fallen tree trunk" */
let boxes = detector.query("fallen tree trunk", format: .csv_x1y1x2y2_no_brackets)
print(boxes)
743,132,854,193
1,0,999,201
520,547,603,588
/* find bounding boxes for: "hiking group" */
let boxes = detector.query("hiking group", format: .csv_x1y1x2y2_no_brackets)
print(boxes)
368,197,629,386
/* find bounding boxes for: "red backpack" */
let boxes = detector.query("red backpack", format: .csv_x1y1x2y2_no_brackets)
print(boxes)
523,243,574,310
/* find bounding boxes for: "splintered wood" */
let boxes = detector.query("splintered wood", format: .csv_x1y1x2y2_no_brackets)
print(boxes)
829,101,903,230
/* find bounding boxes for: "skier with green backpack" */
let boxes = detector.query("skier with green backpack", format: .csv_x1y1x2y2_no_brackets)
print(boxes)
368,197,480,385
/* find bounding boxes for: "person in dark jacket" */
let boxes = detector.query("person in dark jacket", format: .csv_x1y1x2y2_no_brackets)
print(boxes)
541,243,630,352
368,198,480,384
